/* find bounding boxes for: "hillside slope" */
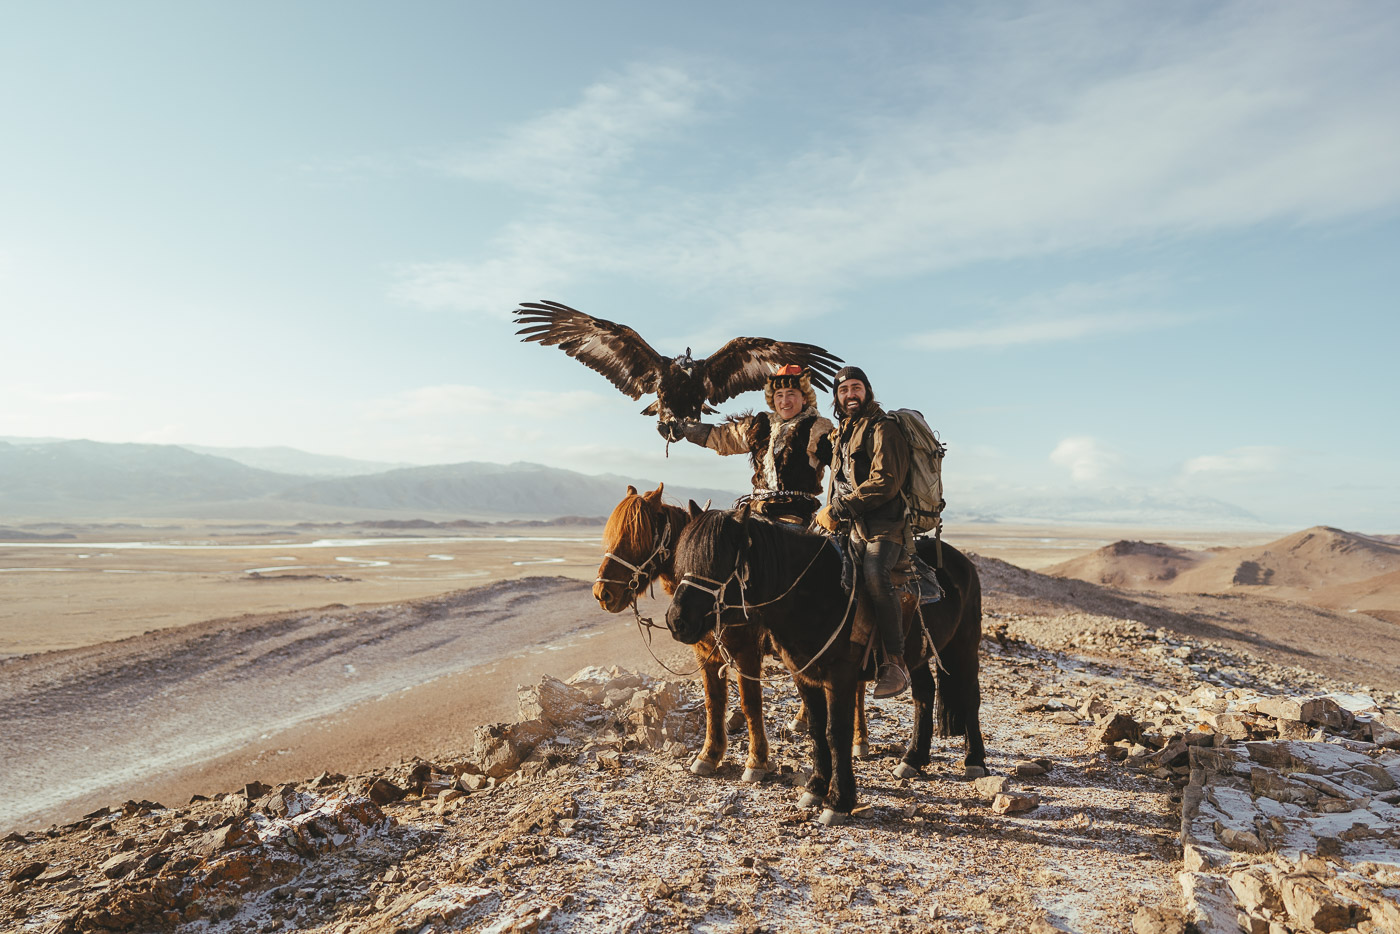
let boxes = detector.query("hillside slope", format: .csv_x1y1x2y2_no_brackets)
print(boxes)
1044,539,1206,588
1046,526,1400,625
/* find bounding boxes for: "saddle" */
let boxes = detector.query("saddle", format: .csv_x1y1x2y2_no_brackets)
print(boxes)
830,537,944,679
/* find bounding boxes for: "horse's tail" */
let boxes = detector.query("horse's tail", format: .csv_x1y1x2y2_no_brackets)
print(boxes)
931,547,983,738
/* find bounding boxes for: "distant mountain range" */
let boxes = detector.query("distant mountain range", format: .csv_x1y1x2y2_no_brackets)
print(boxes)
0,439,739,521
0,438,406,478
952,487,1263,528
0,436,1268,527
180,445,411,477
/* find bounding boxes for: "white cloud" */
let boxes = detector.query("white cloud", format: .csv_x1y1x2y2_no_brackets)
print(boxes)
391,256,568,319
397,6,1400,324
914,276,1193,349
389,221,628,317
1182,446,1286,477
365,384,606,422
1050,436,1121,483
916,310,1186,350
436,63,721,193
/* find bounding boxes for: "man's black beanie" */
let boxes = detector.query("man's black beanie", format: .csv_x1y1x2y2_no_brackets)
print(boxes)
833,365,871,392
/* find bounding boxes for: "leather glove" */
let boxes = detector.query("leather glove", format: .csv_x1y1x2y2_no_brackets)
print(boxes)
680,421,711,445
827,496,853,520
814,505,840,533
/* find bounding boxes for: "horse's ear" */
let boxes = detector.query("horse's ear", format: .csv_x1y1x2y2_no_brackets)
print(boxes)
626,484,638,496
687,499,704,520
702,498,711,510
735,501,751,522
643,482,663,502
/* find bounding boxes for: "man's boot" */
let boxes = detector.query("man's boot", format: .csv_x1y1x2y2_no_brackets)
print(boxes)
873,655,909,698
860,538,910,699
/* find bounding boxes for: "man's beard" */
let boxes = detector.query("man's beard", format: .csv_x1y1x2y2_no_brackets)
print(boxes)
835,387,875,421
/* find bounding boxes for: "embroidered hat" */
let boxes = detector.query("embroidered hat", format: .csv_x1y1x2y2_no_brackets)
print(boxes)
767,364,806,390
765,364,816,410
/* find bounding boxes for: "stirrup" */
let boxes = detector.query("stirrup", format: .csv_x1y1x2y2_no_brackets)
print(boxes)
873,660,909,699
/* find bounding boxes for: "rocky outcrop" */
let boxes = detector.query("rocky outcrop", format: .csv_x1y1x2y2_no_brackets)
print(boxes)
1181,737,1400,933
1,791,394,932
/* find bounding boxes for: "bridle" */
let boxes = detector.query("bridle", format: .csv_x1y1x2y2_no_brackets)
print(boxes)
672,517,853,681
595,510,714,677
595,513,674,604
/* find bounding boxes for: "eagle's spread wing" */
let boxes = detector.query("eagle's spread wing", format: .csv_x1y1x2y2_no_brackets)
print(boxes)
513,301,667,400
702,338,844,404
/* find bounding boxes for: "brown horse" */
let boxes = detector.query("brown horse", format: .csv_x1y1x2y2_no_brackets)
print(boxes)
592,484,870,779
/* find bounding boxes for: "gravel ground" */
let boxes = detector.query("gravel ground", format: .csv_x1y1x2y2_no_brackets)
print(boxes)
5,550,1398,933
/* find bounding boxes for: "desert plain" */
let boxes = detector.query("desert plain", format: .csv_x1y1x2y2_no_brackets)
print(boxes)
3,517,1397,834
0,519,1282,658
3,515,1400,932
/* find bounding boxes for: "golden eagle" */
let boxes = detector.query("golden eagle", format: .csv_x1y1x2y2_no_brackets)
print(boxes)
514,300,843,441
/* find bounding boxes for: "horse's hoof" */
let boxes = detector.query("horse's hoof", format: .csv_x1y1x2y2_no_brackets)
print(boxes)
963,766,988,780
817,808,848,827
852,742,870,758
741,766,767,783
797,791,822,808
788,717,808,734
690,758,718,776
892,761,920,780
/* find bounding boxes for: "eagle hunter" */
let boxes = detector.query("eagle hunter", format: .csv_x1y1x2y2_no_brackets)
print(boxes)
513,301,843,442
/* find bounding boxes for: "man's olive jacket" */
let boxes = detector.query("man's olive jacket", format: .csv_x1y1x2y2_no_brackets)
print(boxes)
829,403,910,541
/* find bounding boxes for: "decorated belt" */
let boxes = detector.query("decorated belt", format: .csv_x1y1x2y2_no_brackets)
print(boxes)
747,490,820,502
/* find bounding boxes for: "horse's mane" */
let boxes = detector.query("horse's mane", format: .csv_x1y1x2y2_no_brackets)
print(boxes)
675,508,736,569
678,509,831,594
742,513,832,589
602,493,687,557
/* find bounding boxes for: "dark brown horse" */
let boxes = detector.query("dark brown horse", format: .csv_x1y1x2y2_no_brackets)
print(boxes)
665,503,986,824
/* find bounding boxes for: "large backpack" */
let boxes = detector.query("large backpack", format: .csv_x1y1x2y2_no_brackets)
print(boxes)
887,408,946,536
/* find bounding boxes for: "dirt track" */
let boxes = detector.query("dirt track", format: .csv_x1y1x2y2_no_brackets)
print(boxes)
0,578,688,832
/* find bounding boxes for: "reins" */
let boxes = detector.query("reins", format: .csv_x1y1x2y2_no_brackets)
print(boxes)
629,597,720,677
675,523,856,683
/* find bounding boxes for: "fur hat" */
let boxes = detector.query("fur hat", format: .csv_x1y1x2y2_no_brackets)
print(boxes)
764,364,817,410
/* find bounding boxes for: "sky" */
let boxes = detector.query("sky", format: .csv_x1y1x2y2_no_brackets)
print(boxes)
2,1,1398,530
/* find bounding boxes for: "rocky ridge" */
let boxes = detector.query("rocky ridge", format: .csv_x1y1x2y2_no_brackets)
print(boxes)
4,611,1399,932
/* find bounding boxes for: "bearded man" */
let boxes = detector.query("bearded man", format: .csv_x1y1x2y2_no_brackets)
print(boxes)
681,365,834,525
815,365,912,698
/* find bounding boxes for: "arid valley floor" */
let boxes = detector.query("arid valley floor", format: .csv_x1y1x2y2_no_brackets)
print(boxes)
2,517,1398,933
